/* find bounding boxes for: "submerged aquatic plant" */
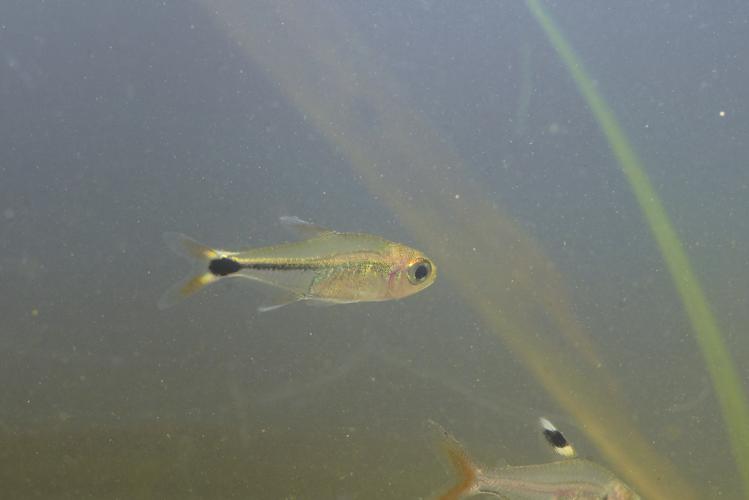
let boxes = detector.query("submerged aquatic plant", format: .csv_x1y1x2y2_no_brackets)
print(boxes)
203,1,706,497
525,0,749,497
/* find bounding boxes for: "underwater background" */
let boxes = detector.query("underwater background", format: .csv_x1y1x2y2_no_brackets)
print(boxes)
1,1,748,498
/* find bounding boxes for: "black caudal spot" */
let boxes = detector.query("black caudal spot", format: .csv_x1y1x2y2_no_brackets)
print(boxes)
543,428,568,449
209,257,241,276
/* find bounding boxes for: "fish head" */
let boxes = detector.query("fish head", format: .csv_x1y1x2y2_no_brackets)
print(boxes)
385,244,437,299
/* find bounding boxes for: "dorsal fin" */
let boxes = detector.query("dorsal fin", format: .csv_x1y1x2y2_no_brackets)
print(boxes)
279,216,334,238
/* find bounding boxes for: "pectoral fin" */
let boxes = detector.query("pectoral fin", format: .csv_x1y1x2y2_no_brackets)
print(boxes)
305,298,355,307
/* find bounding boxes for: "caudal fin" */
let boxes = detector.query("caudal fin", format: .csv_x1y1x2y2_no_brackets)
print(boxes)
427,420,479,500
158,232,221,310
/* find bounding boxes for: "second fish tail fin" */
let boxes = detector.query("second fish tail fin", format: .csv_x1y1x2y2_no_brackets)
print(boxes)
158,232,224,310
427,420,480,500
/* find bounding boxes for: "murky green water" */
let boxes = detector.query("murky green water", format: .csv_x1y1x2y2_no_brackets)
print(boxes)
2,1,748,498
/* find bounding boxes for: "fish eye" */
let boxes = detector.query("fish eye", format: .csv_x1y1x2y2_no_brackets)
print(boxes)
407,259,432,285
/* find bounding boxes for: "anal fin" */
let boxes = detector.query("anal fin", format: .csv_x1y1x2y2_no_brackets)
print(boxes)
257,291,303,313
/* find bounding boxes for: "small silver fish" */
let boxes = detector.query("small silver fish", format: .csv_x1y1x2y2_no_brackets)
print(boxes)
428,419,641,500
158,216,436,311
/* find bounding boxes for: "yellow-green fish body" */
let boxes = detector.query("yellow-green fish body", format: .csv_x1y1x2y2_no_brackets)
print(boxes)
158,217,436,311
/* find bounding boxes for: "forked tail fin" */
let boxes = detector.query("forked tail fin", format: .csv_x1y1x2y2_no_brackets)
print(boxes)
158,232,221,310
427,420,480,500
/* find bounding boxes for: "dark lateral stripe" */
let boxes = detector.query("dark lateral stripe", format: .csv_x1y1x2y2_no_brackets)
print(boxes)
238,261,326,271
209,258,326,276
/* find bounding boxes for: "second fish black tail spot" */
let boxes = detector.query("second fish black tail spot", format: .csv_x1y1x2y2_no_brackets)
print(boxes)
209,257,241,276
542,427,568,449
539,417,575,457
